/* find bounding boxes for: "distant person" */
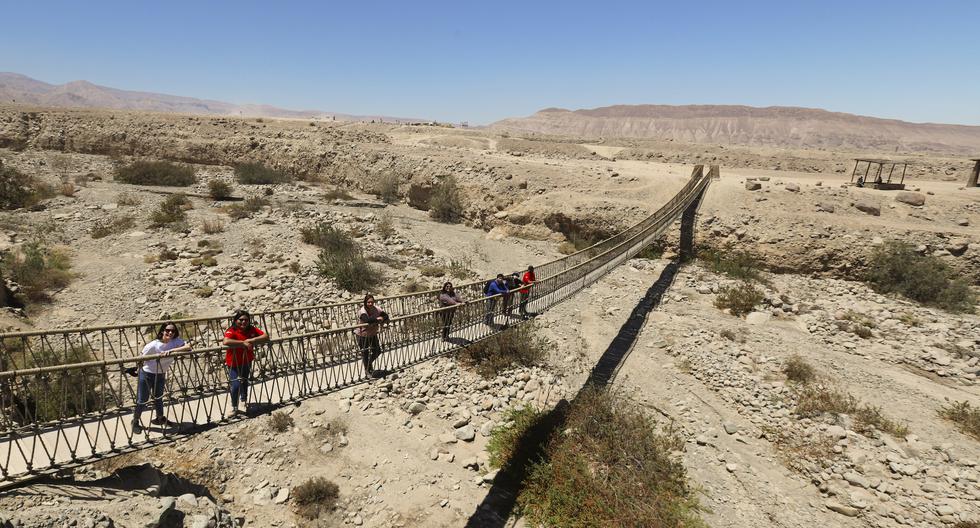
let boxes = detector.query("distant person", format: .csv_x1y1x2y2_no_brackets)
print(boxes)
504,272,523,317
222,310,268,415
132,321,192,434
438,281,464,340
519,265,536,318
484,274,508,325
355,294,389,376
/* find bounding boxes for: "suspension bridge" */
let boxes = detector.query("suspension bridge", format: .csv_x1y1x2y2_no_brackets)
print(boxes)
0,165,715,488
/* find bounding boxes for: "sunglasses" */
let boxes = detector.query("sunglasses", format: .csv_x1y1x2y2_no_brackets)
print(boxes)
163,328,177,334
236,317,250,322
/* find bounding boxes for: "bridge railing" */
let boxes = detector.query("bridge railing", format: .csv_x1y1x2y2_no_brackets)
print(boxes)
0,165,711,483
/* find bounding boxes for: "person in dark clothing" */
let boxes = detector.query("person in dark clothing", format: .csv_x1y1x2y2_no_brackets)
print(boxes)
519,265,536,318
504,272,523,317
355,294,389,376
438,282,464,340
484,274,508,325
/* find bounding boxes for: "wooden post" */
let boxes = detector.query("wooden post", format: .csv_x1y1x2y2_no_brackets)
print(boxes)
850,160,859,183
968,159,980,188
680,165,707,261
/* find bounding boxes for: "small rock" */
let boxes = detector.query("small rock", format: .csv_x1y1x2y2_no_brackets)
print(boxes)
745,181,762,191
785,182,800,192
825,500,861,517
853,201,880,216
408,402,426,415
455,425,476,442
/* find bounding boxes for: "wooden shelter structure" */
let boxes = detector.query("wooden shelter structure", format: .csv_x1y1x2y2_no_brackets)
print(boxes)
850,158,908,190
968,158,980,187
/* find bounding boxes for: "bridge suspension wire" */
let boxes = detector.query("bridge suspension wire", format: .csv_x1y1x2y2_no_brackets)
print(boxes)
0,166,712,486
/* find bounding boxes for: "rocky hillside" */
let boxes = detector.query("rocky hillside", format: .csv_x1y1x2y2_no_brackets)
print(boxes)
492,105,980,155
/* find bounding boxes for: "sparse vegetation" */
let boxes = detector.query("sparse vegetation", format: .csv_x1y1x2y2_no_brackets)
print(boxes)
301,223,357,252
428,175,463,223
557,241,577,255
292,476,340,519
150,194,192,226
225,196,269,219
6,343,102,423
448,257,473,280
518,388,705,528
0,164,54,210
207,179,233,200
304,222,381,291
714,282,764,316
376,211,395,239
458,323,548,378
59,181,76,197
234,162,291,185
487,406,546,468
90,215,136,239
795,385,909,438
115,160,196,186
699,244,764,283
200,218,225,234
268,411,294,433
193,286,214,298
191,255,217,267
866,241,975,313
402,278,423,293
419,264,445,277
323,186,353,200
783,354,816,384
159,248,179,261
0,240,74,303
939,401,980,441
374,172,400,203
115,192,142,206
368,254,406,270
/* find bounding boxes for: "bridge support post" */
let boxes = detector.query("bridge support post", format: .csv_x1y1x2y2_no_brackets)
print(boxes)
679,165,712,261
968,159,980,188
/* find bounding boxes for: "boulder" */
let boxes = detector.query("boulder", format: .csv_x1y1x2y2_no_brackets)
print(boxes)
895,191,926,206
745,181,762,191
853,201,880,216
785,182,800,192
817,202,835,213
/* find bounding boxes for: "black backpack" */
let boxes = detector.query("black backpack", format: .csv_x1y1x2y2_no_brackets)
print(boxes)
483,280,494,295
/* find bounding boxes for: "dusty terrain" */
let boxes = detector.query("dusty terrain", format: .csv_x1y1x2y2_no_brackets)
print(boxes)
0,106,978,527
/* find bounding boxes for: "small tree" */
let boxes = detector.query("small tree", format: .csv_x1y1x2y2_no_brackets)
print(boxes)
429,175,463,223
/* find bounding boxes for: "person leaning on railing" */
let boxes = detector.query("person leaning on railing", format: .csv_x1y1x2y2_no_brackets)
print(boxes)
438,281,465,340
519,265,535,319
132,321,192,434
222,310,268,416
484,274,508,326
355,294,389,377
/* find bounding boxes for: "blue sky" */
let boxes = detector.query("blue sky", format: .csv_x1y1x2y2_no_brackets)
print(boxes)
3,1,979,125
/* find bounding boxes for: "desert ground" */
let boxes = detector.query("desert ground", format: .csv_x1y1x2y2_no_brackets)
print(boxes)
0,105,978,527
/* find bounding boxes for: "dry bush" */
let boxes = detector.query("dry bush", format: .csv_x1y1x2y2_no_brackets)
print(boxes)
448,257,473,280
193,286,214,298
487,406,546,469
763,426,838,473
225,196,269,219
867,241,976,313
939,401,980,440
7,344,101,423
288,261,301,274
323,186,353,200
368,254,406,270
428,175,463,223
115,160,196,186
557,241,577,255
200,218,225,234
90,215,136,239
0,240,74,303
518,388,705,528
301,223,356,251
151,194,191,227
207,180,233,200
419,264,445,277
374,172,400,204
376,211,395,239
304,224,380,291
714,282,763,316
699,244,764,282
115,192,142,206
402,278,423,293
159,248,179,261
234,162,291,185
191,255,217,267
268,411,294,433
59,181,76,197
795,385,909,438
783,355,816,384
293,476,340,519
0,164,54,210
458,323,548,378
953,521,980,528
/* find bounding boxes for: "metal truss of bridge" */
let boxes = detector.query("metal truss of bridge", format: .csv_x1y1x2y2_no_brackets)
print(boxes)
0,165,715,487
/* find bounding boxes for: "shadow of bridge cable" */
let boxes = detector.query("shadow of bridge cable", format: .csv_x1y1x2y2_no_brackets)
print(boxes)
464,261,681,528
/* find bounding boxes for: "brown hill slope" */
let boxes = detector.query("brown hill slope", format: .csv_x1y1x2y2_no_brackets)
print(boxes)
492,105,980,154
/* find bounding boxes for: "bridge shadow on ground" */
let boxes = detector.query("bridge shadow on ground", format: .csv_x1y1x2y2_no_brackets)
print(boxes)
465,261,680,527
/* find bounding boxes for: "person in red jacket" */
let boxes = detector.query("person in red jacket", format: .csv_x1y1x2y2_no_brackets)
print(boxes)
519,265,535,319
222,309,268,415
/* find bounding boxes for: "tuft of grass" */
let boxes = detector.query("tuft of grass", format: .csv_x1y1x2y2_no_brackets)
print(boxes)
268,411,294,433
207,180,233,200
225,196,269,219
419,264,445,277
488,406,546,469
234,162,291,185
200,218,225,234
288,261,301,274
518,388,705,528
557,241,577,255
0,240,74,303
368,254,406,270
193,286,214,298
939,401,980,441
323,186,353,200
90,215,136,239
376,211,395,239
150,194,192,227
429,175,463,223
795,385,909,438
59,181,76,197
316,249,381,293
714,282,764,316
699,244,764,283
292,476,340,519
374,172,400,204
190,255,217,267
115,192,142,206
783,354,816,384
0,164,54,210
458,323,548,378
867,241,975,313
115,160,196,186
159,248,179,261
301,223,356,251
402,278,423,293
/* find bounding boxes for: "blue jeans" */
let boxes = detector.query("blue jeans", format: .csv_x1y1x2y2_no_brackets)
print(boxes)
228,363,251,408
134,370,165,422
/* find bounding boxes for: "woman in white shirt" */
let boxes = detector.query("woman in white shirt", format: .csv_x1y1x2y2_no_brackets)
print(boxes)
132,322,192,434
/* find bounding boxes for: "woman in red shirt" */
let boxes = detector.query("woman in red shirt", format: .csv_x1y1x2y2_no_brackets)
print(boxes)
519,265,535,319
222,310,268,415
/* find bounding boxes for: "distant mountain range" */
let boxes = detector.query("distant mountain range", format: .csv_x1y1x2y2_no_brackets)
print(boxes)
0,72,422,122
492,105,980,154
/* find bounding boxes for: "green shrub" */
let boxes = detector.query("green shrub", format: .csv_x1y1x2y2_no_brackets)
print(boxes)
323,186,353,200
419,264,445,277
699,244,764,282
316,249,381,293
207,180,233,200
795,385,909,438
459,323,548,378
714,282,763,316
376,211,395,239
0,164,54,210
374,173,400,204
115,192,142,206
488,406,546,469
234,162,291,185
783,355,816,384
115,161,196,186
225,196,269,219
518,388,705,528
292,476,340,519
867,241,976,313
150,194,191,226
448,257,473,280
939,401,980,440
0,240,74,303
90,215,136,239
301,223,357,251
8,344,102,424
429,175,463,223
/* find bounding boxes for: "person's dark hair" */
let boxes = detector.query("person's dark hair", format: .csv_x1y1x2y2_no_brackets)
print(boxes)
442,282,453,292
527,265,534,272
155,321,180,340
230,309,253,329
496,273,505,279
363,294,376,308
